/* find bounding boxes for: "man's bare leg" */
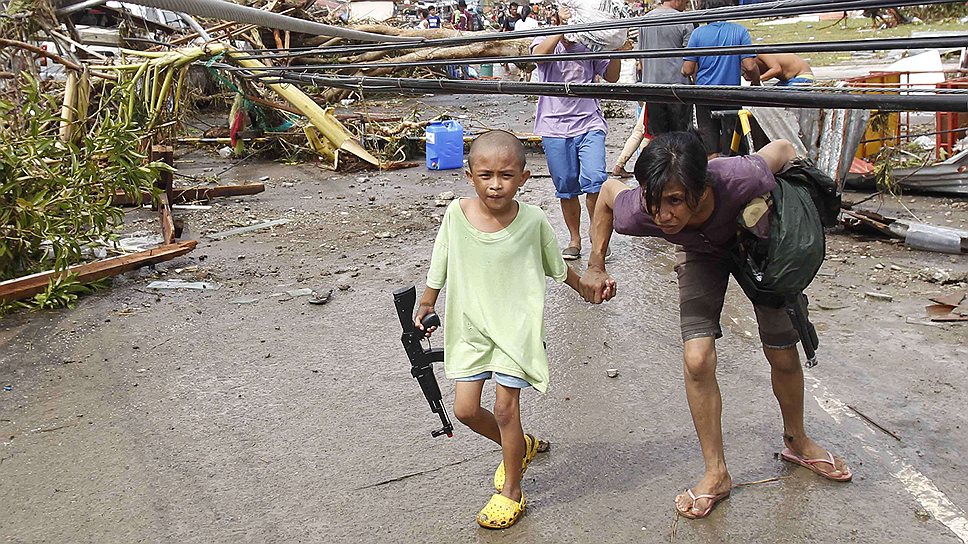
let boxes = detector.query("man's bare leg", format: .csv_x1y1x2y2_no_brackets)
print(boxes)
675,337,733,516
765,345,850,477
560,197,582,250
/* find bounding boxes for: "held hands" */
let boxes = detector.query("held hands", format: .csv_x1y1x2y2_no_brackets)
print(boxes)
414,304,439,337
579,269,617,304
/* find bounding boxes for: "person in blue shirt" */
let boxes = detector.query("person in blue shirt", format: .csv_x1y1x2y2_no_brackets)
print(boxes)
428,5,442,29
682,0,760,159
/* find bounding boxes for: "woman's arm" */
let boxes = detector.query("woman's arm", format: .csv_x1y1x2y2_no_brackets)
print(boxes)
579,179,627,303
755,139,796,173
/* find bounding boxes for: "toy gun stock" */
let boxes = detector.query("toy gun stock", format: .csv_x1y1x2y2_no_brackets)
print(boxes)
785,292,820,368
393,286,454,438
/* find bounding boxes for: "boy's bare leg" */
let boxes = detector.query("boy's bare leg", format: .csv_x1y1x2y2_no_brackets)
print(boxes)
765,346,850,475
675,337,732,515
494,383,525,502
454,380,502,445
560,197,582,250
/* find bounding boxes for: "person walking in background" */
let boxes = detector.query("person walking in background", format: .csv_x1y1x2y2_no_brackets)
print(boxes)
532,7,629,260
751,53,814,86
427,5,442,29
682,0,760,159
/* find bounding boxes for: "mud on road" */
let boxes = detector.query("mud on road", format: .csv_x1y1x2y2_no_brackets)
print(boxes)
2,97,968,543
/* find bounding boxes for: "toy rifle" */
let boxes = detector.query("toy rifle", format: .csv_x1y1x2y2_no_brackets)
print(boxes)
393,286,454,438
785,292,820,368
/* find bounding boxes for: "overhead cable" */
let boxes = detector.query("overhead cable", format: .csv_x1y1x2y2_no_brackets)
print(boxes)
234,0,958,60
101,0,414,43
223,35,968,73
249,73,968,112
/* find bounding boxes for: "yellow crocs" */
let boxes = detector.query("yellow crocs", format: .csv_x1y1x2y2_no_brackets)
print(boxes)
494,433,540,492
477,493,526,529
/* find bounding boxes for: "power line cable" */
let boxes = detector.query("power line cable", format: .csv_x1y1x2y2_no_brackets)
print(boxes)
233,0,958,60
250,73,968,112
94,0,414,43
220,35,968,73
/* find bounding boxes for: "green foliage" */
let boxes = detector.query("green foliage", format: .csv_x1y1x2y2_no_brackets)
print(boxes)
0,274,110,316
0,74,163,285
30,274,109,310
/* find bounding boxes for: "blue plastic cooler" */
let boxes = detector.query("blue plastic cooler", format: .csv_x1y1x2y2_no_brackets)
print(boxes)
426,120,464,170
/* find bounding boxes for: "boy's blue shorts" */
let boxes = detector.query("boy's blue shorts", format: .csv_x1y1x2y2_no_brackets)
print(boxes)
541,130,607,199
455,371,532,389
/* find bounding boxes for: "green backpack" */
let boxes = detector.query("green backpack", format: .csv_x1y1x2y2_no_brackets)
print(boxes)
729,161,839,366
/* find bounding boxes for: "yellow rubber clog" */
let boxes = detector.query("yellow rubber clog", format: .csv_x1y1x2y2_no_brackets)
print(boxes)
476,493,526,529
494,433,540,492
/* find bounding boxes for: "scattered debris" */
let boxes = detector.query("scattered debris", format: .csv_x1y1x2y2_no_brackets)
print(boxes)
919,268,968,285
284,288,314,298
865,292,894,302
895,149,968,195
308,289,334,305
606,369,619,378
925,291,968,322
146,280,220,291
843,208,968,254
847,403,902,440
206,218,290,240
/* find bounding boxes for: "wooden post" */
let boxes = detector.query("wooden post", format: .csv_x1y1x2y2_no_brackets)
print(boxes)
151,145,176,244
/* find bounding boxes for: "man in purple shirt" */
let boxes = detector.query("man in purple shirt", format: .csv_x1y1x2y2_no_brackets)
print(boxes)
579,132,853,520
531,8,628,260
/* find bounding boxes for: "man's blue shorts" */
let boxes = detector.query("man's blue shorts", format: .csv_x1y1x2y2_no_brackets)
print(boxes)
541,130,607,199
455,371,532,389
778,76,815,87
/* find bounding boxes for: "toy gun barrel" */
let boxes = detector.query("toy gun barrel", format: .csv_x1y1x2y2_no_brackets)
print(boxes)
785,292,820,368
393,285,454,438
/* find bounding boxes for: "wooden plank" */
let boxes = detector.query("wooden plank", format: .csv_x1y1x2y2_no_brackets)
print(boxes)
111,183,266,206
158,192,176,244
151,145,175,204
0,241,198,304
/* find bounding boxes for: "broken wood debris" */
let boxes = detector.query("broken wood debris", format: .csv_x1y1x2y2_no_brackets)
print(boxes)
846,404,902,441
926,291,968,322
112,183,267,206
206,219,290,240
842,209,968,254
0,241,198,304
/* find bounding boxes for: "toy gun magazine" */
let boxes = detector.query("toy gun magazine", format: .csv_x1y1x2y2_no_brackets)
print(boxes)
393,286,454,438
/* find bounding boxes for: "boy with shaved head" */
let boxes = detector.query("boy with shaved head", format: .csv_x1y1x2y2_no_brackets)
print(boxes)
415,130,581,529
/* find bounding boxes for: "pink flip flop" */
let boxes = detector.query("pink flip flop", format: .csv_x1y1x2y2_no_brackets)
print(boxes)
675,488,731,519
781,447,852,482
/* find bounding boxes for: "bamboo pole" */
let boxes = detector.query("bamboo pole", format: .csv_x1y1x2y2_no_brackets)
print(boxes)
217,43,380,166
59,71,78,142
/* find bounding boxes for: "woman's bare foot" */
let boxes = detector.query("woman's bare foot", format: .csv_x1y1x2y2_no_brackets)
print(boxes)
782,435,851,480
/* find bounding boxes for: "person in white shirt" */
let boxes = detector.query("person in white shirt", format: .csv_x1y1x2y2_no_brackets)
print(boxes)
513,5,539,30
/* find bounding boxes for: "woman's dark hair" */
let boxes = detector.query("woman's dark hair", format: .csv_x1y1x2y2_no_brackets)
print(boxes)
633,131,709,214
520,5,531,18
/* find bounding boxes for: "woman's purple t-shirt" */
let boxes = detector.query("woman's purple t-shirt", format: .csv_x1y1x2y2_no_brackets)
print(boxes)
612,154,775,255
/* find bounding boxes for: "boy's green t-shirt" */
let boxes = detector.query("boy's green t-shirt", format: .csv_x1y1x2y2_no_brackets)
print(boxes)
426,199,567,393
